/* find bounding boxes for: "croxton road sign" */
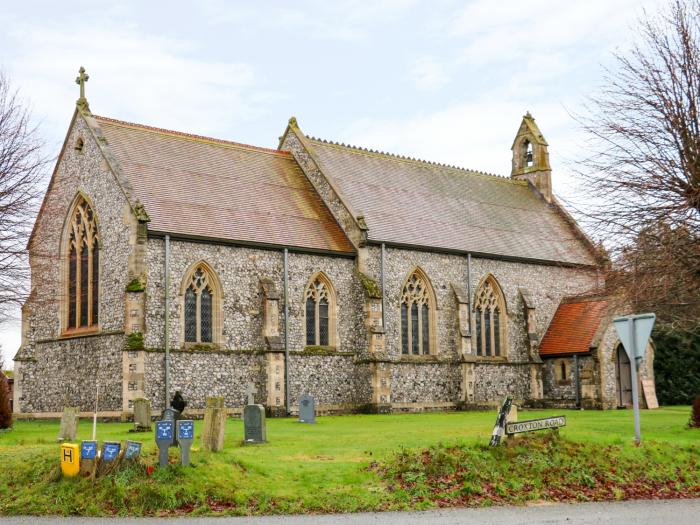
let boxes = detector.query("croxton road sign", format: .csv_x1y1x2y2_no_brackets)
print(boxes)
613,313,655,444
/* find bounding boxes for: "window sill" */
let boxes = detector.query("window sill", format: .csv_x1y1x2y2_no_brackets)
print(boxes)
475,356,508,363
398,354,440,363
60,327,101,340
182,342,221,351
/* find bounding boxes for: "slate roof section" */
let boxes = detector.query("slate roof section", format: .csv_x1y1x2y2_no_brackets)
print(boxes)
94,117,354,254
539,297,609,356
304,138,597,266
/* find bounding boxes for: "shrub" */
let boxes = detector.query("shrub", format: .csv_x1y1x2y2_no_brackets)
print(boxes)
652,327,700,405
0,372,12,429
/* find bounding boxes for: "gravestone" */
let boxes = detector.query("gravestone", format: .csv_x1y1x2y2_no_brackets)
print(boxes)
155,420,174,467
131,397,152,432
57,407,79,442
177,420,194,466
202,396,226,452
124,440,142,461
299,393,316,424
245,382,257,405
80,440,98,477
243,404,266,444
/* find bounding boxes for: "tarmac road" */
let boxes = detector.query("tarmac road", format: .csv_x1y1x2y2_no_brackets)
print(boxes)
1,499,698,524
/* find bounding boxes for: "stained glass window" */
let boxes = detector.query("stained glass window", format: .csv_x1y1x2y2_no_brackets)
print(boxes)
473,276,506,357
183,264,218,344
65,196,99,331
400,269,435,355
304,275,335,347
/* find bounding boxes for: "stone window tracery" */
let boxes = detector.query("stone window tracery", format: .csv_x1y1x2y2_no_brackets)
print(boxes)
473,275,507,357
304,273,336,347
64,195,99,332
181,262,221,345
400,269,436,355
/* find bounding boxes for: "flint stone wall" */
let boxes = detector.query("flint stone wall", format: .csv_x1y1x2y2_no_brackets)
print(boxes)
15,114,135,413
16,334,123,412
390,362,462,403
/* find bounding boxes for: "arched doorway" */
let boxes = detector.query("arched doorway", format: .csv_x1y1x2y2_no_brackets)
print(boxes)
615,345,633,407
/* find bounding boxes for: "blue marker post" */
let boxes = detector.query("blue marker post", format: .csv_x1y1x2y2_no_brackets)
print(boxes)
176,420,194,466
155,420,174,467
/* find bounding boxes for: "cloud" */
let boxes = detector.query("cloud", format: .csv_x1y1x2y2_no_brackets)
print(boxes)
409,56,450,91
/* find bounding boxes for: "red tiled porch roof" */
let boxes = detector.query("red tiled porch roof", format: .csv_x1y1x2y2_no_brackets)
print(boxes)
539,297,609,356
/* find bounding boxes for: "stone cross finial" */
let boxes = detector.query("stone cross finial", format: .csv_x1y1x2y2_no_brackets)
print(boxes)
75,67,90,110
245,382,257,405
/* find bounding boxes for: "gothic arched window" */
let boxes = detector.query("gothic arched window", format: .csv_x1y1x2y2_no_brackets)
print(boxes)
304,273,336,347
64,194,99,332
181,262,222,345
473,275,507,357
400,268,436,355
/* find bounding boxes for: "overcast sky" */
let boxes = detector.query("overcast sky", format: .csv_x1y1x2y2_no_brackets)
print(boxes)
0,0,665,367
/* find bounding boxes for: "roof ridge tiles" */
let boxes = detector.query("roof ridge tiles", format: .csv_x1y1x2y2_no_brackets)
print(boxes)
307,135,510,180
93,115,289,156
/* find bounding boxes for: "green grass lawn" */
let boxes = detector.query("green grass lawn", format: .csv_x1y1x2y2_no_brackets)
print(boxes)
0,407,697,516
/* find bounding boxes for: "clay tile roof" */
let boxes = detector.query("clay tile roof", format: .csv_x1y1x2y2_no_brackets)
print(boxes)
304,138,597,266
94,116,354,254
539,297,609,356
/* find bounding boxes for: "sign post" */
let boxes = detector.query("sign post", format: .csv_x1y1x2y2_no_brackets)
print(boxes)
155,420,174,467
613,313,655,445
177,420,194,466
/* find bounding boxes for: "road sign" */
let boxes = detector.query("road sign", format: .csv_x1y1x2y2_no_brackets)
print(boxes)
613,313,655,361
506,416,566,435
613,313,656,444
155,420,174,467
102,442,121,462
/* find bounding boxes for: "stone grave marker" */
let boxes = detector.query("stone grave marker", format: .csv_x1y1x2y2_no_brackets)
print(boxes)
243,404,266,444
246,382,257,405
177,420,194,466
202,396,226,452
131,397,152,432
57,407,79,442
299,393,316,424
80,440,98,476
124,440,142,461
155,420,174,467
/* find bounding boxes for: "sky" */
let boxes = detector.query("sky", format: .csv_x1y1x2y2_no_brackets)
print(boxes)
0,0,666,367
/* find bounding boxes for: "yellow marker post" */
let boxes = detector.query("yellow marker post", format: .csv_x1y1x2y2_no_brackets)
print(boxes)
60,443,80,477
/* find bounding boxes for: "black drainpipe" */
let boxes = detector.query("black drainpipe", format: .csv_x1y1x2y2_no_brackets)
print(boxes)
283,248,290,415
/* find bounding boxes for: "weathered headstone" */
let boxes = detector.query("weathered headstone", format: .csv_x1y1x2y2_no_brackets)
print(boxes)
245,382,257,405
124,440,142,461
177,420,194,466
80,440,98,476
243,404,266,444
155,420,174,467
60,443,79,477
131,397,152,432
299,393,316,424
57,407,79,442
202,396,226,452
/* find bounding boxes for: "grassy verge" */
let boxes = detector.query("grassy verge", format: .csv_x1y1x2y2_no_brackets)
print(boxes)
0,407,697,516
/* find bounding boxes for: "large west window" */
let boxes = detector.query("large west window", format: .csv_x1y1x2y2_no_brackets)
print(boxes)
64,194,99,332
400,268,436,355
473,274,507,357
304,273,337,347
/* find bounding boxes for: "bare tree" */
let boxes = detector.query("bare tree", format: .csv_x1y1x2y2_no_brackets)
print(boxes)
0,72,48,324
576,0,700,329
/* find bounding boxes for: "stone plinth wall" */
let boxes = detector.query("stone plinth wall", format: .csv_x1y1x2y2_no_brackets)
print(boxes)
15,333,123,413
472,362,532,403
143,350,264,412
390,361,462,403
287,353,371,407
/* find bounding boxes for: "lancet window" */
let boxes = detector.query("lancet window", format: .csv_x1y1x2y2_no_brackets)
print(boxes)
400,269,435,355
182,263,220,344
305,274,336,347
65,195,99,331
473,275,507,357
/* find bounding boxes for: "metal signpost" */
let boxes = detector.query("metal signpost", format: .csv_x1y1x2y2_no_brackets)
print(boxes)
102,442,121,462
489,396,512,446
156,420,174,467
506,416,566,435
177,420,194,466
80,440,98,476
613,313,656,445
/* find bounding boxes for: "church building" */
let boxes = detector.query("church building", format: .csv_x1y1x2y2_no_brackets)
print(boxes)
12,70,655,418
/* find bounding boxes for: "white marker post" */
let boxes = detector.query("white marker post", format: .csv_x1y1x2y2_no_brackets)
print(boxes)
613,313,655,445
92,383,99,441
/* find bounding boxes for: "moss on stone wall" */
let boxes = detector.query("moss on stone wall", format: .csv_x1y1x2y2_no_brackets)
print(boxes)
358,271,382,298
125,278,145,292
126,332,144,350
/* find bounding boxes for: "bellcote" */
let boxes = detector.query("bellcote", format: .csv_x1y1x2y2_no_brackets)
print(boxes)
510,112,552,202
